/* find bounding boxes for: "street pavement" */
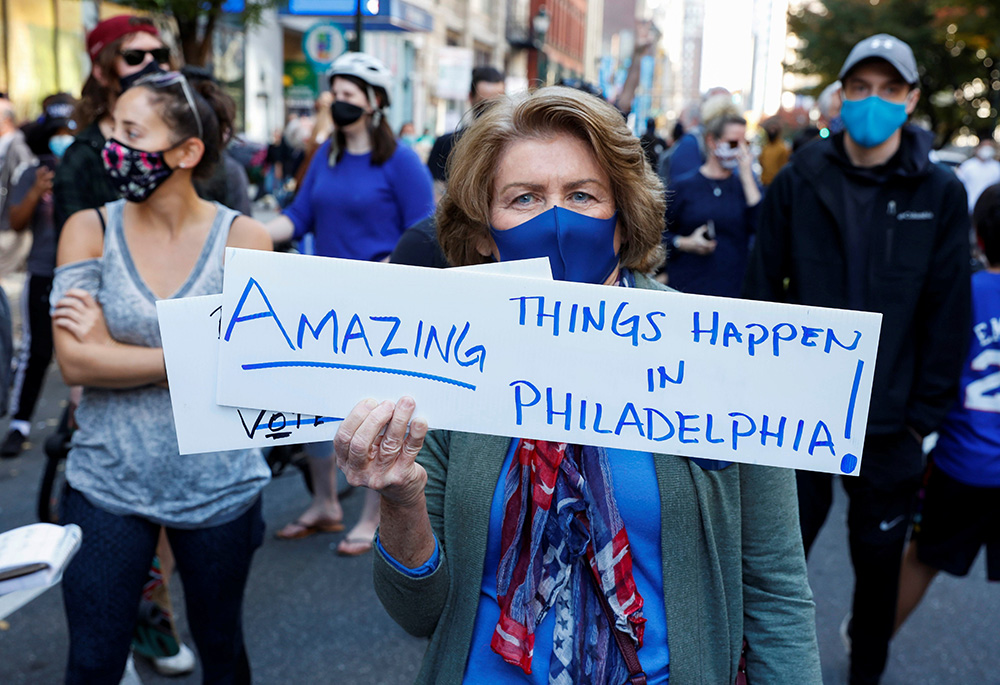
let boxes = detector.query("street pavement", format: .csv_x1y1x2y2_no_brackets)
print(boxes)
0,275,998,684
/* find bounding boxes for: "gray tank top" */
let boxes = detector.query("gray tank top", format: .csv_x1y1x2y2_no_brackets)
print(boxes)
50,199,270,528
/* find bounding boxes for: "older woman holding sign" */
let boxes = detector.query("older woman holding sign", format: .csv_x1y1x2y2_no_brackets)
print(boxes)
334,88,821,684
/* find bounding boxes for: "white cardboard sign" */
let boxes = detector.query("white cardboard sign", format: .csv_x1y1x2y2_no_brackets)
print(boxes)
214,249,882,475
158,259,554,455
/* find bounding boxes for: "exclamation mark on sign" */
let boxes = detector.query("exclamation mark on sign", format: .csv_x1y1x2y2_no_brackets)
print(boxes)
840,359,865,474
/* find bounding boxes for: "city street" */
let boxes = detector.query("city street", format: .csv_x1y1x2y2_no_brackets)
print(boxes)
0,324,997,684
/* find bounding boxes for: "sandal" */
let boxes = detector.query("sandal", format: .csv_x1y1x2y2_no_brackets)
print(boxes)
335,535,374,556
275,518,345,540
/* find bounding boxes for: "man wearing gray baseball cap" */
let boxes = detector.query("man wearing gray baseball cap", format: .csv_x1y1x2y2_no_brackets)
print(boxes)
745,34,971,685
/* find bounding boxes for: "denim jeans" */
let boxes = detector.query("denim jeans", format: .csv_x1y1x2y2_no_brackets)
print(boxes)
60,487,264,684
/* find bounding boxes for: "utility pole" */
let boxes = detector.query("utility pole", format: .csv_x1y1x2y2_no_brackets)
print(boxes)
351,0,363,52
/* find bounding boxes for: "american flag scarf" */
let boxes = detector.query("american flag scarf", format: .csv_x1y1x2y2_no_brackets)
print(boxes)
491,440,646,684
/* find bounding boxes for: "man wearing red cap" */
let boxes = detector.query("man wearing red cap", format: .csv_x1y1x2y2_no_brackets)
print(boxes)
52,15,171,236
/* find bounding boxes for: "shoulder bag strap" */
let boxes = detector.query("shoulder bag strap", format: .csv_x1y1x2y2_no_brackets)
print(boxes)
586,562,647,685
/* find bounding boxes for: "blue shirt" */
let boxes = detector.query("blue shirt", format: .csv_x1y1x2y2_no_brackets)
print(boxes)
664,169,758,298
284,141,434,261
463,440,670,683
932,270,1000,486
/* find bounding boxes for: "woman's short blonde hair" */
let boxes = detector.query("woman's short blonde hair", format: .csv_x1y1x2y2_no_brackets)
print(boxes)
438,87,666,272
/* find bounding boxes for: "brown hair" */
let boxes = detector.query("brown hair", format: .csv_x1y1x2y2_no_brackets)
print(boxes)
136,76,234,180
701,96,746,141
75,17,171,129
438,86,665,272
329,75,396,166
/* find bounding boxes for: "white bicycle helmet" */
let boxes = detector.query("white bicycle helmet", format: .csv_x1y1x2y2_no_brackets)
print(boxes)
328,52,393,107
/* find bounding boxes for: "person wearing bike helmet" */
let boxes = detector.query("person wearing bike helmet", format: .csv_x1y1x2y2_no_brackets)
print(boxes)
266,52,434,555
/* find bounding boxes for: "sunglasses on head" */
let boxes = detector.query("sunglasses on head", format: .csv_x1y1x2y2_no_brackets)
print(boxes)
133,71,204,140
120,48,171,67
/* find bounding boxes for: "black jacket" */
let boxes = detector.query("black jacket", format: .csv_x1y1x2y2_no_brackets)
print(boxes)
53,122,118,237
744,127,971,483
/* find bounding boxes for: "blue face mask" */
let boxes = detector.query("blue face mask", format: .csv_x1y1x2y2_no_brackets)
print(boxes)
840,95,909,148
48,134,74,159
490,206,619,284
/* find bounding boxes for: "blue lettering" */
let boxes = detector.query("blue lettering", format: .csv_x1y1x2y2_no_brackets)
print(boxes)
454,322,486,373
369,316,407,356
676,412,700,444
223,277,294,350
759,415,786,447
413,320,423,356
692,311,719,344
568,303,579,333
808,421,836,456
801,326,822,348
510,380,540,425
642,311,666,342
511,296,531,326
793,419,805,451
546,388,572,431
342,314,374,356
615,403,644,437
582,301,606,332
645,408,676,441
746,323,768,357
658,362,684,386
612,302,640,347
423,324,457,363
593,402,614,434
771,323,796,357
705,413,725,444
729,412,757,450
824,329,862,354
297,310,338,351
722,322,743,347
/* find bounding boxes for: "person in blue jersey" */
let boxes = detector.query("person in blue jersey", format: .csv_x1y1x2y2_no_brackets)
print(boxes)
266,52,435,554
331,87,820,685
894,183,1000,631
662,98,761,296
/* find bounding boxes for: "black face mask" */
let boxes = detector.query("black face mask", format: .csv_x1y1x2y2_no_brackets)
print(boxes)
331,101,365,127
119,61,166,93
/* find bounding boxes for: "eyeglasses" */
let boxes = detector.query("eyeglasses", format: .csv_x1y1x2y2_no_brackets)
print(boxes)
120,48,171,67
719,140,741,149
133,71,204,140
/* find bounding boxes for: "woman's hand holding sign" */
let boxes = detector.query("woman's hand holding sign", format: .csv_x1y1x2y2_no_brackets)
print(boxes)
334,397,436,568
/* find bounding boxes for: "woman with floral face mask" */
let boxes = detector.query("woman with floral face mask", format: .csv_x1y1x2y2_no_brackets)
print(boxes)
661,97,761,297
330,87,820,685
265,52,434,555
50,71,272,684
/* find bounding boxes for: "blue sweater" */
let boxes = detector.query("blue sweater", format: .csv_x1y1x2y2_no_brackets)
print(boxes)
284,141,435,261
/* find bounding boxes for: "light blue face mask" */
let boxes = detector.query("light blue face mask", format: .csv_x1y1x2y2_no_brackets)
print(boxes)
490,206,619,284
48,134,74,159
840,95,909,148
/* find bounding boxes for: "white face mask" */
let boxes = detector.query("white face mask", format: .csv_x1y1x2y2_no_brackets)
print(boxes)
977,146,996,161
714,142,740,170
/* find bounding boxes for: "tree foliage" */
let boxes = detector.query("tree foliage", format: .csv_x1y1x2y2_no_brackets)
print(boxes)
114,0,283,66
788,0,1000,146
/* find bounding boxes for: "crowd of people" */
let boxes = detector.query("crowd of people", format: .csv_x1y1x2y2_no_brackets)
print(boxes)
0,14,997,685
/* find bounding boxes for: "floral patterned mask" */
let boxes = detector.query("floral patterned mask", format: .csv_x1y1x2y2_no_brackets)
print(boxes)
102,138,181,203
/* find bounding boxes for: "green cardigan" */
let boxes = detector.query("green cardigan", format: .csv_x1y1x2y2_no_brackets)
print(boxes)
373,276,822,684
